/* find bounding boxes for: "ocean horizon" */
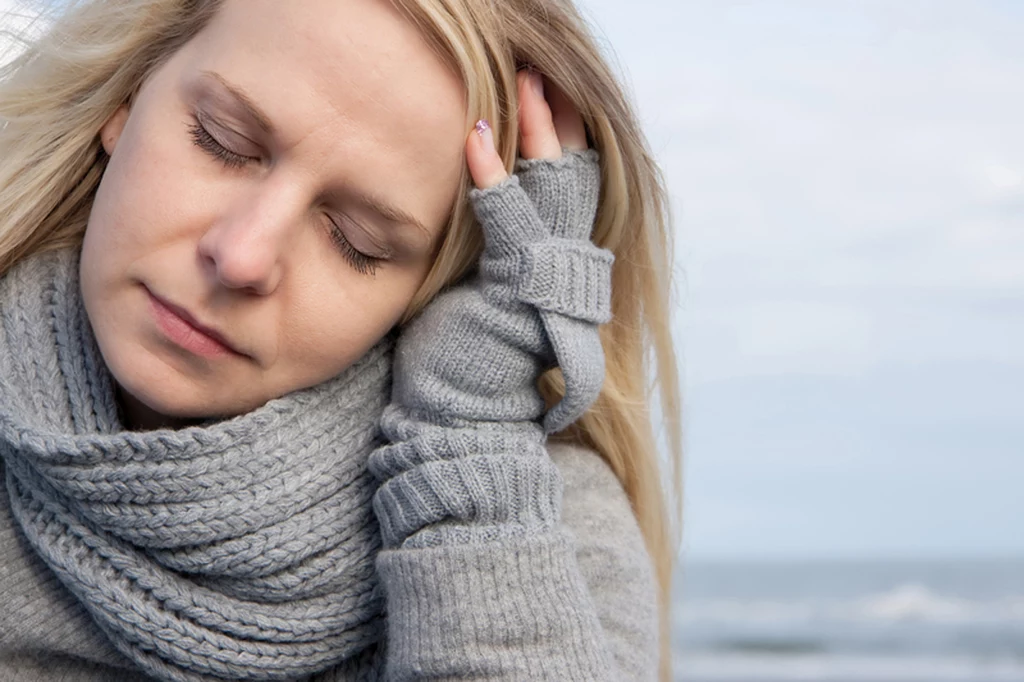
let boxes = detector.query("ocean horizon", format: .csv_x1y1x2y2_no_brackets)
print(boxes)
672,556,1024,682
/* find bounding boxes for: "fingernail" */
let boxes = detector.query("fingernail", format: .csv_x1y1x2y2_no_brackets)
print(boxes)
474,119,494,150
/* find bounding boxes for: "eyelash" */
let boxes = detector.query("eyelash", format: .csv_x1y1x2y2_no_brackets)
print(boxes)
187,118,251,169
327,221,380,276
187,116,383,276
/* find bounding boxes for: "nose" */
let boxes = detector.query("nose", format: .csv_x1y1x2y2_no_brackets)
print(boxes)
197,184,301,295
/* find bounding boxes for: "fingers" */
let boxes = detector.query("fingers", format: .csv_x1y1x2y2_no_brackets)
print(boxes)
517,70,562,160
466,119,508,190
466,69,590,190
519,70,589,158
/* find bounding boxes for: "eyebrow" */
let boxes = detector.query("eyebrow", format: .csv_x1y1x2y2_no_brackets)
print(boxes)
199,71,275,134
198,71,431,239
347,188,431,238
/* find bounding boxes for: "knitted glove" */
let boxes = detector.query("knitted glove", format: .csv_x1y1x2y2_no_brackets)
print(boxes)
369,149,613,549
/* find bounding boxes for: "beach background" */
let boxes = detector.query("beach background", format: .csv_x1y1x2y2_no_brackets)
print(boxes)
4,1,1024,680
674,558,1024,681
569,1,1024,680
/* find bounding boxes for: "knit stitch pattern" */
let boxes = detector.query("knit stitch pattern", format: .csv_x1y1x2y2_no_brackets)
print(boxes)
0,148,661,682
370,149,613,548
0,249,392,681
366,151,658,679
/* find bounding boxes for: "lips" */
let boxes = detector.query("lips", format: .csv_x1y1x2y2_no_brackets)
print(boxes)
145,288,245,359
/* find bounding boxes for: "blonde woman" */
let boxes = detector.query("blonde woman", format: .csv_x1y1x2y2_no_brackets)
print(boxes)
0,0,681,680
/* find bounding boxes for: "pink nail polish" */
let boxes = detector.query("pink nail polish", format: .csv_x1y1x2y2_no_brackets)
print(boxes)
474,119,495,152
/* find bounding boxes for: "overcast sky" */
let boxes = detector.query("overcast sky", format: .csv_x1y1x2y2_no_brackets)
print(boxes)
578,0,1024,560
3,0,1021,561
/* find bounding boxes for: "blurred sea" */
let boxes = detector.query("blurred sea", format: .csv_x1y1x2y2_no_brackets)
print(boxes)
673,558,1024,682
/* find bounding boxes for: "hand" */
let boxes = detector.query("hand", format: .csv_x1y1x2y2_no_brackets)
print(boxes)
371,71,611,548
383,67,609,446
458,69,610,434
466,69,589,188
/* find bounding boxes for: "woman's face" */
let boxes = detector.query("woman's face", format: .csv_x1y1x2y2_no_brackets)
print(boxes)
81,0,467,428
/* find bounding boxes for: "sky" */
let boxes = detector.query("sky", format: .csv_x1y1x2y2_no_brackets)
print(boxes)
2,0,1022,561
576,0,1024,560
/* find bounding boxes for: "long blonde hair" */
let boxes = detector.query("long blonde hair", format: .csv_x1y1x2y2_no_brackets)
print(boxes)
0,0,682,676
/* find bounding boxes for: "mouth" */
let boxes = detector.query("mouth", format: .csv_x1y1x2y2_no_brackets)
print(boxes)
145,288,246,359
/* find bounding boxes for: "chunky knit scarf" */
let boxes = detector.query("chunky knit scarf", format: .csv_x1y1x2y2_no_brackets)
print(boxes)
0,248,392,681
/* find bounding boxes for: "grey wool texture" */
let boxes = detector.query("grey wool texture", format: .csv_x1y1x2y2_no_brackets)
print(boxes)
0,150,660,681
370,149,614,552
0,249,393,681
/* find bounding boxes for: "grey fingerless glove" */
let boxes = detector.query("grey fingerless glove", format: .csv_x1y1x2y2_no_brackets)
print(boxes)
369,150,614,549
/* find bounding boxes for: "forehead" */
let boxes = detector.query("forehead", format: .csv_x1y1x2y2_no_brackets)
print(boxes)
178,0,468,232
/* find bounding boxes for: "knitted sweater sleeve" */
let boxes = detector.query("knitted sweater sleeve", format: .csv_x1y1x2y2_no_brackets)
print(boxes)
367,151,660,680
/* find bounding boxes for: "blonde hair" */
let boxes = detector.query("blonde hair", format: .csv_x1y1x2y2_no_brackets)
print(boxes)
0,0,682,676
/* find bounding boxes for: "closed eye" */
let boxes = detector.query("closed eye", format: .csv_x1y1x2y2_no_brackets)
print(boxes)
187,115,257,169
326,219,384,276
187,113,387,277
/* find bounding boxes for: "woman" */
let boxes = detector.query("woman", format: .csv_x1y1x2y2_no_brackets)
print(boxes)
0,0,681,680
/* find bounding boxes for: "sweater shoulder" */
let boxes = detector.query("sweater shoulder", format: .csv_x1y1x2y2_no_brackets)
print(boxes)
545,441,661,677
545,441,651,564
547,441,629,496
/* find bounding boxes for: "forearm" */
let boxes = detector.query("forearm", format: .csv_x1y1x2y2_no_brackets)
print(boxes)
370,153,610,550
370,286,560,550
367,153,648,680
375,531,613,680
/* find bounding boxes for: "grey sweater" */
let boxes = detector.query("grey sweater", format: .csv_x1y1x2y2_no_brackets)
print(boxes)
0,444,658,680
0,150,660,679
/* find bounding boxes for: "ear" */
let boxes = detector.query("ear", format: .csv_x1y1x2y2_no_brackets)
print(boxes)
99,104,130,155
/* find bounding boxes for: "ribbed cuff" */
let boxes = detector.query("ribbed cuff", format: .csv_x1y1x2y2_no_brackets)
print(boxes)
376,531,611,681
512,238,613,323
372,453,562,549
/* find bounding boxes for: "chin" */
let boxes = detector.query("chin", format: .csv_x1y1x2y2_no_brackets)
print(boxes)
104,350,258,427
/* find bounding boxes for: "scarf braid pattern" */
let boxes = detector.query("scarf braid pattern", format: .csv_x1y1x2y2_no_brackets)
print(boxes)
0,248,391,681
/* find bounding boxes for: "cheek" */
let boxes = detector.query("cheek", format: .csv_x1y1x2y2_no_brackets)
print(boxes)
343,268,426,337
353,244,436,319
80,152,139,296
286,264,422,370
88,113,211,255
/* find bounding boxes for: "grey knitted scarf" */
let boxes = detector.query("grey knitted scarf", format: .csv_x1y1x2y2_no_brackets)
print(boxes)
0,248,392,681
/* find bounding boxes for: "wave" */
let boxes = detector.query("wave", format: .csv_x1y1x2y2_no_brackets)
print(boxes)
677,582,1024,627
712,638,828,655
